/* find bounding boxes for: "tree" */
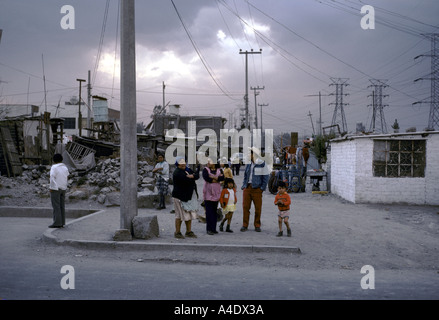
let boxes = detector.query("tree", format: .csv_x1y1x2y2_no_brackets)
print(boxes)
310,134,335,165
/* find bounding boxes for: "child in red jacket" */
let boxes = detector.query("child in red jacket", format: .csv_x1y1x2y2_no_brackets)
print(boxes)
274,181,292,237
219,178,237,232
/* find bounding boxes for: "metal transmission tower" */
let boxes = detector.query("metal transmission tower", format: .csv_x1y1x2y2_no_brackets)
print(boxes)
329,78,349,134
368,79,389,133
414,34,439,130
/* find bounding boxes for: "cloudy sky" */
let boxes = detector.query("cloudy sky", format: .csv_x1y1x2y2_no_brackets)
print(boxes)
0,0,438,135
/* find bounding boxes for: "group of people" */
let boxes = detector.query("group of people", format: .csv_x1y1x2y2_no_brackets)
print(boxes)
166,147,292,238
48,147,292,238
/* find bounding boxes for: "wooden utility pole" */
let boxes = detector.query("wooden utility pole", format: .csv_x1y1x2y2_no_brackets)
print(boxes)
251,86,264,129
305,92,326,136
308,111,315,135
162,81,166,111
258,103,269,132
239,49,262,129
76,78,86,137
87,70,92,137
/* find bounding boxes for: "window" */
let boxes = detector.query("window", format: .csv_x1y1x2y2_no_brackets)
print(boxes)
63,118,76,129
373,139,426,177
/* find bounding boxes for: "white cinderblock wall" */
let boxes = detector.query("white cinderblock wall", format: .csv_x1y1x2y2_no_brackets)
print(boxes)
330,140,356,203
425,134,439,205
330,133,439,205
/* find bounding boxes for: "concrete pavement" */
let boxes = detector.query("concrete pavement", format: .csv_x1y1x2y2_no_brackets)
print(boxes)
2,169,439,274
40,171,303,253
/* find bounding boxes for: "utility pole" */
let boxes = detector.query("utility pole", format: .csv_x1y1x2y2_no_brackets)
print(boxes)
305,92,329,136
42,55,48,113
162,81,166,111
259,103,268,132
119,0,138,234
307,111,315,135
76,78,86,137
87,70,92,137
250,86,264,129
329,78,349,135
239,49,262,129
414,33,439,130
368,79,388,133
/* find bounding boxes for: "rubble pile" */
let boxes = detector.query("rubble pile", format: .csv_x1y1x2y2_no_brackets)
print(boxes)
1,157,171,208
17,164,51,196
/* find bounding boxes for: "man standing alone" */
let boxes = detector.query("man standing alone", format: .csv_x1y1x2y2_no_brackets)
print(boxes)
241,147,269,232
49,153,69,228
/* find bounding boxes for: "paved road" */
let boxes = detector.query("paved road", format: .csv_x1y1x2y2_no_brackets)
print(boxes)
1,217,438,303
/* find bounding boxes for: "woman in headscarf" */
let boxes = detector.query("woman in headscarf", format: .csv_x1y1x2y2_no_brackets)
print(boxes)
171,156,200,239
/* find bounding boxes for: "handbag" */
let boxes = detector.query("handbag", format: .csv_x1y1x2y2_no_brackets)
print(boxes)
216,205,223,222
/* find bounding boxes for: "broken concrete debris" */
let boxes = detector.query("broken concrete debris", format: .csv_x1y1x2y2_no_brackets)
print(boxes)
7,157,170,209
132,215,160,240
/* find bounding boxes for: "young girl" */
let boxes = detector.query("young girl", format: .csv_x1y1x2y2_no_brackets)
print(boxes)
274,181,292,237
219,178,237,233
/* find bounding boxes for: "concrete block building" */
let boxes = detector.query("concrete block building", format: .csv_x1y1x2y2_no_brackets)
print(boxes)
329,131,439,205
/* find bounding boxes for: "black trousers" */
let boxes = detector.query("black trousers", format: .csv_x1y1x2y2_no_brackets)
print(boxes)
205,200,218,232
51,189,66,226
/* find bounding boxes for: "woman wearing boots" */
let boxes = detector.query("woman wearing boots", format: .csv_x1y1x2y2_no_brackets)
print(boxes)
202,158,224,235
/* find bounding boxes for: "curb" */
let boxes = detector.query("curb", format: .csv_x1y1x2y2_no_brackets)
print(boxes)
42,209,302,254
0,206,99,218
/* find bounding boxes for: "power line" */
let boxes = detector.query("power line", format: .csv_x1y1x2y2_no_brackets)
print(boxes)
92,0,110,85
171,0,237,101
319,0,436,38
215,0,240,49
245,1,370,78
245,0,429,101
217,0,330,84
355,0,439,31
109,0,120,110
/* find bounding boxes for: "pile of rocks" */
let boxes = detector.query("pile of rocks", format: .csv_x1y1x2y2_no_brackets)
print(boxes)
17,164,52,196
9,157,171,208
87,158,157,191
